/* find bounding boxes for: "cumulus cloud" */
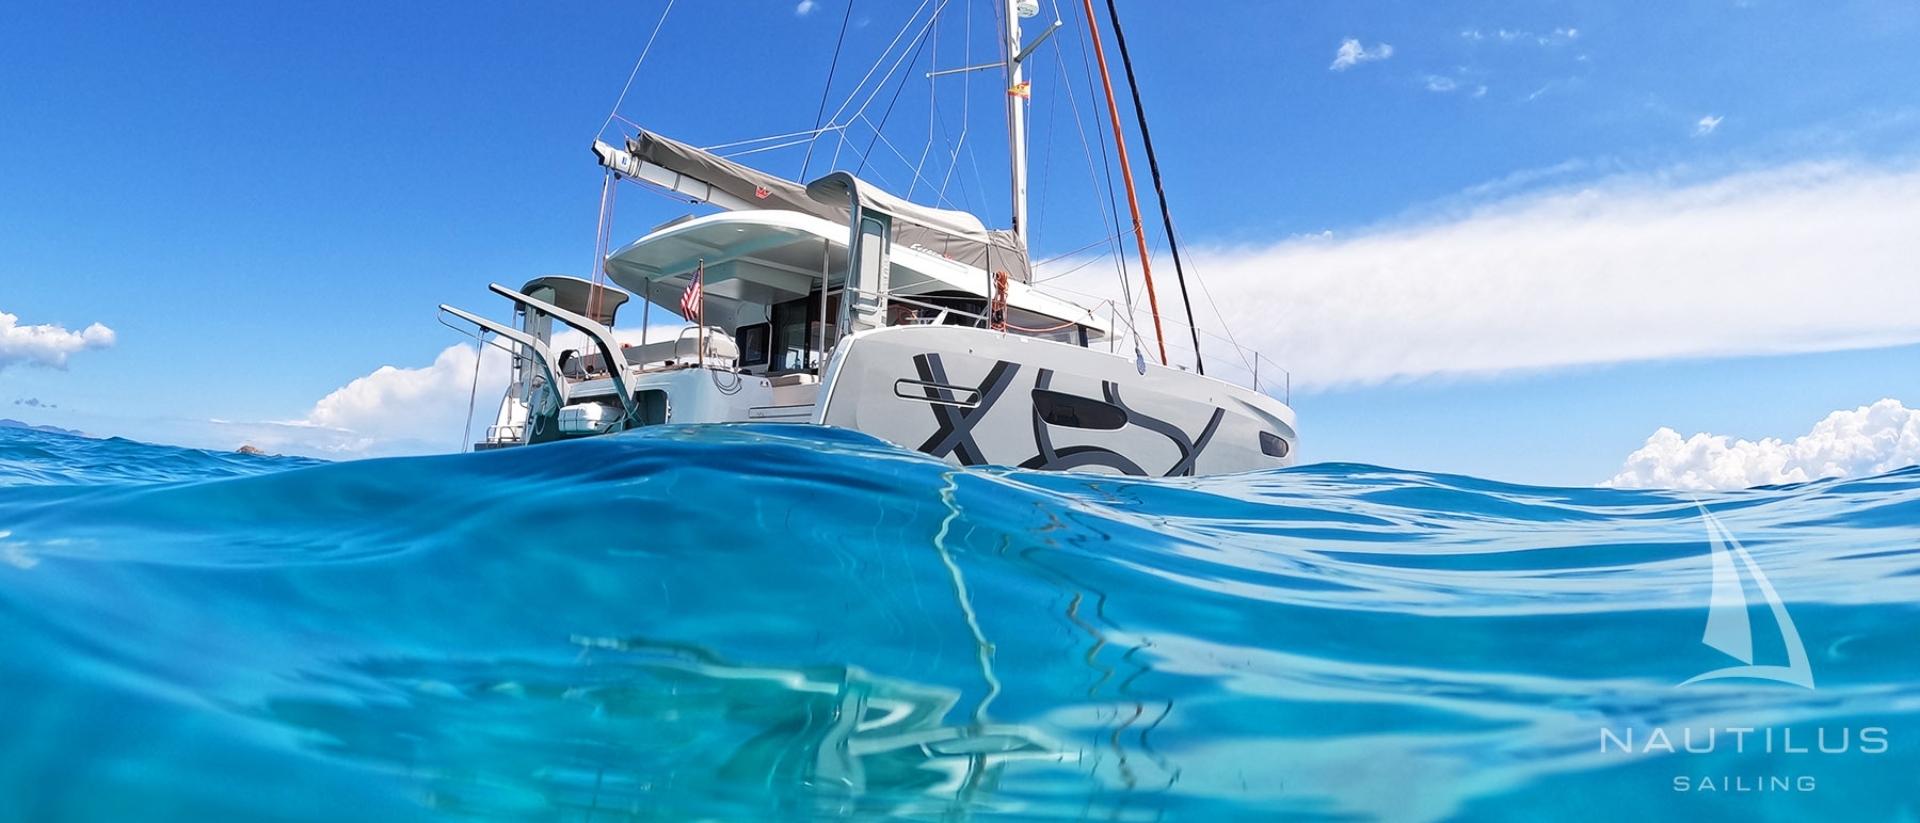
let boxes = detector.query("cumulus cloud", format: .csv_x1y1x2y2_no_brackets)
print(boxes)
1330,39,1393,71
1695,115,1724,136
1426,75,1459,93
211,343,512,457
795,0,816,15
301,343,510,449
227,324,690,458
0,311,115,370
1049,162,1920,391
1607,399,1920,489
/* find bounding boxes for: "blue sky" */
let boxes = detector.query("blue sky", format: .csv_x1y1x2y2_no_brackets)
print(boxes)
4,0,1919,487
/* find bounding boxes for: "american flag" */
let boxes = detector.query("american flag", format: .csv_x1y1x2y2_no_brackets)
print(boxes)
679,268,703,322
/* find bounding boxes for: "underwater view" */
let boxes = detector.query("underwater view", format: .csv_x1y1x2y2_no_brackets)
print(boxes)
1,423,1916,822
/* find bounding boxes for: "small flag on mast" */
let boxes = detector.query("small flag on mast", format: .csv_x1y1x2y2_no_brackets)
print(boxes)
1007,81,1031,99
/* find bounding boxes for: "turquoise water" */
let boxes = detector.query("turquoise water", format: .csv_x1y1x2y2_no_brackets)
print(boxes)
1,424,1916,822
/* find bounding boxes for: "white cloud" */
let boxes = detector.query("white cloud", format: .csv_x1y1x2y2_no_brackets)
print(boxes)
207,343,510,457
1607,399,1920,489
224,324,690,458
1051,162,1920,391
1426,75,1459,93
1330,39,1393,71
1491,27,1578,46
795,0,816,15
1695,115,1724,136
0,311,115,371
300,343,510,449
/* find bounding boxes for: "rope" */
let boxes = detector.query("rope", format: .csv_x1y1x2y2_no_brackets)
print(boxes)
597,0,678,137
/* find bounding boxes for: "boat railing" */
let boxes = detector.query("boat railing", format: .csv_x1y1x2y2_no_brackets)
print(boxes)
1167,329,1291,404
879,292,987,328
1101,305,1292,403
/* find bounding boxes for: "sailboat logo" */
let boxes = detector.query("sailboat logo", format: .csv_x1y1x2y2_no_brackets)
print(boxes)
1679,506,1815,689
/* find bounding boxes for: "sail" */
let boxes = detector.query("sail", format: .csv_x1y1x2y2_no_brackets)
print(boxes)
618,130,1033,283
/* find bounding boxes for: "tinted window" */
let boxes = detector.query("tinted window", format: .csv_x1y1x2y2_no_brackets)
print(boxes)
1032,389,1128,430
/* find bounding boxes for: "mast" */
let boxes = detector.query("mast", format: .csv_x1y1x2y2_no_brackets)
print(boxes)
1004,0,1031,246
1079,0,1168,365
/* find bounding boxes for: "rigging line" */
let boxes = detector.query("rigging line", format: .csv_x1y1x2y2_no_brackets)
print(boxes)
907,16,940,200
858,115,951,194
1035,46,1061,248
608,112,646,136
933,120,968,209
717,136,819,158
1064,4,1137,335
1036,229,1132,268
936,0,977,214
825,3,940,179
818,0,938,139
1059,14,1129,285
597,0,679,137
1103,0,1202,374
1172,221,1257,376
1078,0,1168,366
588,169,614,325
460,333,486,453
840,3,947,145
800,0,857,180
703,125,841,152
855,19,937,176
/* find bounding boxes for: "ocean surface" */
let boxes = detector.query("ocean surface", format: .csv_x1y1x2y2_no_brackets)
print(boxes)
1,424,1916,822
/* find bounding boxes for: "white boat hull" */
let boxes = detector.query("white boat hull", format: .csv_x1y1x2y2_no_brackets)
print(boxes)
817,325,1296,476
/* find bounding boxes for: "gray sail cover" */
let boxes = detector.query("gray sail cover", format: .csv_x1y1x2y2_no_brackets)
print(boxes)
626,130,1032,283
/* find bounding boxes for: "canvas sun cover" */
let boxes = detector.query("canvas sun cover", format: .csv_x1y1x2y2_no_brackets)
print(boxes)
618,130,1032,283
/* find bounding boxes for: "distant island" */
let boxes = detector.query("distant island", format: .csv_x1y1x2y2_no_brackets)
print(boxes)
0,418,87,437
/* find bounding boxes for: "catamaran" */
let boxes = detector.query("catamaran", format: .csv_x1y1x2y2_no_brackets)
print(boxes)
440,0,1297,476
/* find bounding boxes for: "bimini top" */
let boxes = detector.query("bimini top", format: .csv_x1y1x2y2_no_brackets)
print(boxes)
601,209,1110,339
608,129,1032,283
